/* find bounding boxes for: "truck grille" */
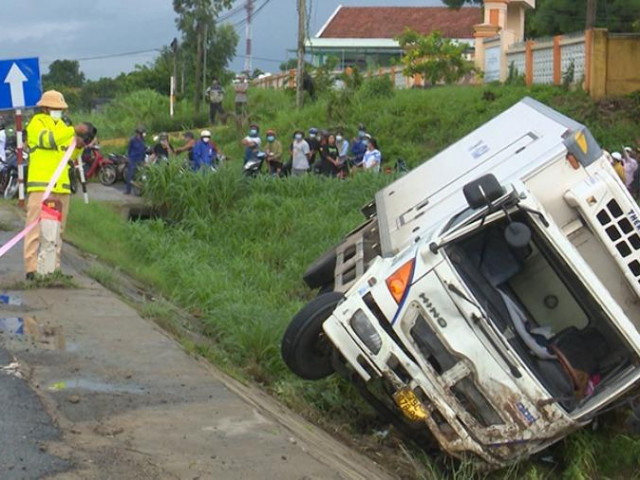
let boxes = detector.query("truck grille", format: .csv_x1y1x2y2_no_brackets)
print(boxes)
567,175,640,295
411,315,503,427
596,199,640,281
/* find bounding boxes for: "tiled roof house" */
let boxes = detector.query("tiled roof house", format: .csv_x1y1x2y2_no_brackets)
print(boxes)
306,6,481,69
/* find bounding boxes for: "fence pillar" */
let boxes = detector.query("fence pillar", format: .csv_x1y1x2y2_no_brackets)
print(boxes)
525,40,534,86
553,35,563,85
413,73,423,87
588,28,609,99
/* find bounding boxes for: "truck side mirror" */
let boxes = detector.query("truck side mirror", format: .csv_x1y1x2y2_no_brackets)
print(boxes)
463,174,505,210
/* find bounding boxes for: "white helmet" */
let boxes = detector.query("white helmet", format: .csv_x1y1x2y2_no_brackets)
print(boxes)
612,151,623,161
200,130,211,138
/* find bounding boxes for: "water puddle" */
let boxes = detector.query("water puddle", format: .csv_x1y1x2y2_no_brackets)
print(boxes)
0,316,65,350
0,293,22,306
47,378,145,394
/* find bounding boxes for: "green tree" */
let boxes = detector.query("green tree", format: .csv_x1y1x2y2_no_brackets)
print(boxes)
442,0,482,8
42,59,85,88
173,0,234,114
397,29,475,85
529,0,640,36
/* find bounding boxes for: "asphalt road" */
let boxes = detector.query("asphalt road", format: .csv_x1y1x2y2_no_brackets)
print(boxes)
0,189,394,480
0,345,72,479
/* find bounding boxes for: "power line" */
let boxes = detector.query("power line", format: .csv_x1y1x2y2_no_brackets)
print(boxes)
41,47,161,65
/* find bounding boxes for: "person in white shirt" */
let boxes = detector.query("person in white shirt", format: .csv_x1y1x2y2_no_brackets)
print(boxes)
291,130,310,176
0,118,6,164
361,135,381,173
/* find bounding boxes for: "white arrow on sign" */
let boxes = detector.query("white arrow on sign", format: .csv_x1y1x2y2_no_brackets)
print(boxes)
4,63,28,108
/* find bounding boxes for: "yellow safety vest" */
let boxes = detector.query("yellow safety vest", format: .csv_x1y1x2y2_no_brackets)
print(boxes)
25,113,80,194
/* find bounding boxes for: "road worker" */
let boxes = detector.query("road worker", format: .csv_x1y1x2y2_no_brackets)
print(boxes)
24,90,96,280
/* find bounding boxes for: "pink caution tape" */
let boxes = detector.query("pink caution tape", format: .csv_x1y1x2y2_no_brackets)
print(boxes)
0,139,77,260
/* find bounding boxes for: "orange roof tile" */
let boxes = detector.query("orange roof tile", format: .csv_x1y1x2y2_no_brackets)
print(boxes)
318,6,481,40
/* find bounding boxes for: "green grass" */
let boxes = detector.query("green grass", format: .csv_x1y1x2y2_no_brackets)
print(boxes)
66,83,640,478
7,270,79,290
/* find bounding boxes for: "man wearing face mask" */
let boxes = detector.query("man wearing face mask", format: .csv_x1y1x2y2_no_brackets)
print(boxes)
291,130,311,176
264,129,283,176
125,125,148,195
193,130,218,170
241,124,261,165
24,89,96,280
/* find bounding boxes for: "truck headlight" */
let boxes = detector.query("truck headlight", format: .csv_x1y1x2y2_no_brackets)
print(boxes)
350,309,382,354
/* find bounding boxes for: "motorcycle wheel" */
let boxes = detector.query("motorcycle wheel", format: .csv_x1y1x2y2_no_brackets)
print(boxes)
98,165,117,186
4,176,18,199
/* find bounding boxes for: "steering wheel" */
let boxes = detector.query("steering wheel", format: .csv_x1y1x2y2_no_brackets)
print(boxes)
549,344,590,398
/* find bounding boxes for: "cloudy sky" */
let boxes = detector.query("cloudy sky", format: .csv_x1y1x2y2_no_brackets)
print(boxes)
0,0,444,80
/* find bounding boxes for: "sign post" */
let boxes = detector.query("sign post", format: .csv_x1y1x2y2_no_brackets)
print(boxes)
0,57,42,206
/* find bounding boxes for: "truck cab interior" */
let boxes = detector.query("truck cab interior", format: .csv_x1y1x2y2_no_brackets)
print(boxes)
445,209,637,411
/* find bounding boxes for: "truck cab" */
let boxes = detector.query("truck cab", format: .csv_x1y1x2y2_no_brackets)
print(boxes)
281,98,640,466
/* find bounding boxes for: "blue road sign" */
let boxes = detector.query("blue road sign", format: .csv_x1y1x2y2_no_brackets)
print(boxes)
0,57,41,111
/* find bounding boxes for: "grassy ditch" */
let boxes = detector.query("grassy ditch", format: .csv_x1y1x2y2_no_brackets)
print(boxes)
66,84,640,478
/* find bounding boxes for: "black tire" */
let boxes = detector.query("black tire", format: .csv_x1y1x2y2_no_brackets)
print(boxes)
303,247,337,289
99,165,117,186
281,291,344,380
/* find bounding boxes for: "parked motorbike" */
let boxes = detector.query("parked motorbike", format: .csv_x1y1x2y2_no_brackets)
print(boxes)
242,152,266,177
81,145,123,186
1,148,29,199
107,152,128,183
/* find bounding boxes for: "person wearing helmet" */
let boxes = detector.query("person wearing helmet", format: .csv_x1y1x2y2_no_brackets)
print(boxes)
151,132,174,163
24,89,96,280
125,125,148,194
306,127,320,169
241,124,261,165
610,151,626,184
192,130,218,171
264,129,283,176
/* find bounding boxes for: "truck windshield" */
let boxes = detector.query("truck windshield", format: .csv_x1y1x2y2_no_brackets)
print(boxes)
445,211,637,411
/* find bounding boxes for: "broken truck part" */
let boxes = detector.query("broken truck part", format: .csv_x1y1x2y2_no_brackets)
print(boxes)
281,97,640,467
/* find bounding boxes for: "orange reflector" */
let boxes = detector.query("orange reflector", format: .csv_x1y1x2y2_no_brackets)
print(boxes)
386,259,415,303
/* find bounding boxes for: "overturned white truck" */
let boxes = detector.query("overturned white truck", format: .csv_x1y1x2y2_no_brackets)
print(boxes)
281,97,640,466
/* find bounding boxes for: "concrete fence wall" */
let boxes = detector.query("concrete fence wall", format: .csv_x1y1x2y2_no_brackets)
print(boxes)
505,33,586,86
251,66,432,90
500,29,640,99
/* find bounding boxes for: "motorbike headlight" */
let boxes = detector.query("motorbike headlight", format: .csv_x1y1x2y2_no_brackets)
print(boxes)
350,309,382,354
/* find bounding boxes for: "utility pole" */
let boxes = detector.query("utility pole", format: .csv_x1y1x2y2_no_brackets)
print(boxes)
586,0,597,29
203,22,209,102
296,0,305,109
170,38,178,117
245,0,253,74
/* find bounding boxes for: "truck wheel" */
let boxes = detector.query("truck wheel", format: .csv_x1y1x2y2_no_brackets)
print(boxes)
281,291,344,380
303,247,337,289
